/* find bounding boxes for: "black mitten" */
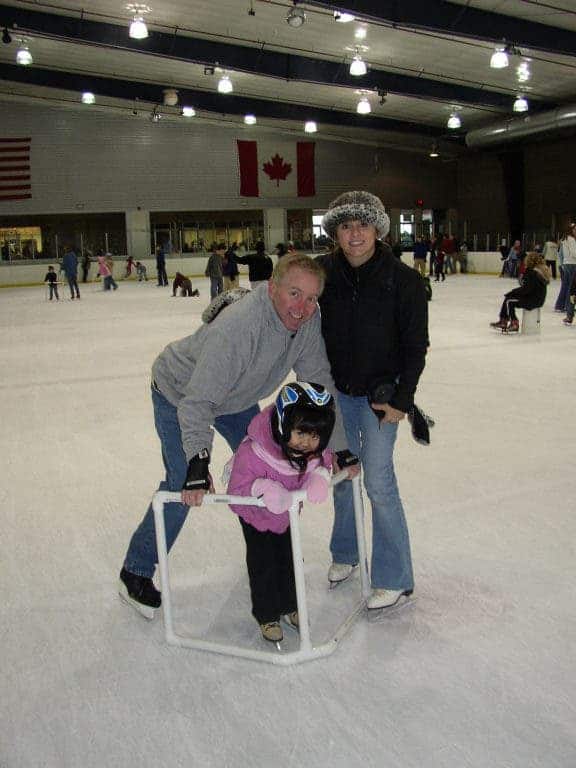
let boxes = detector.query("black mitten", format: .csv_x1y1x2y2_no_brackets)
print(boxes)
367,380,397,423
183,449,211,491
335,450,360,470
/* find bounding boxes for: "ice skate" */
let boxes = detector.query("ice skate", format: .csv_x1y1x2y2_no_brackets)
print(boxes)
281,611,299,633
118,568,161,620
503,319,519,333
260,621,283,644
328,562,357,589
366,588,414,619
490,319,508,330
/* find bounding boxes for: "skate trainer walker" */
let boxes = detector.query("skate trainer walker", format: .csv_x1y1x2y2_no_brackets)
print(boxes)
152,471,370,666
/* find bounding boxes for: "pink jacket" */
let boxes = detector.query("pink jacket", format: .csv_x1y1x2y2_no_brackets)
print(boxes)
97,255,111,277
227,405,332,533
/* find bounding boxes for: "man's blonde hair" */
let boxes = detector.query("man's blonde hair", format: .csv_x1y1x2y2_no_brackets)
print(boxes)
271,253,326,293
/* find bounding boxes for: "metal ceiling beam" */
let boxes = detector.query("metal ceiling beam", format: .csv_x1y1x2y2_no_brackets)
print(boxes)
0,63,448,137
308,0,576,57
0,3,549,113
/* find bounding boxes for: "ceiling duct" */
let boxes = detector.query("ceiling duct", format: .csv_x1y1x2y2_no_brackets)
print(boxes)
466,103,576,149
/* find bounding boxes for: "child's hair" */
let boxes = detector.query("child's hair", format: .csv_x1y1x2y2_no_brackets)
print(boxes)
48,265,54,270
271,382,335,470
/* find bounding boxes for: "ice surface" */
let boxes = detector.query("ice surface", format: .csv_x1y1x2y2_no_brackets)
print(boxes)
1,275,575,768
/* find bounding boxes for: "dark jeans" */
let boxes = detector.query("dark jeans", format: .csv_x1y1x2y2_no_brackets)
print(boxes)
48,283,59,300
157,263,168,286
210,277,223,299
239,517,297,624
123,387,259,578
546,260,557,280
66,275,80,298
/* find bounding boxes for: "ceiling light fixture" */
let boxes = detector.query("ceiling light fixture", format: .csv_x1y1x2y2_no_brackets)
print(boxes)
490,46,509,69
356,96,371,115
334,11,355,23
354,26,367,40
150,107,161,122
2,27,12,44
16,45,32,66
81,92,95,104
304,120,317,134
244,114,257,125
182,106,196,117
350,49,367,77
217,74,233,94
127,4,151,40
513,95,529,112
286,3,306,28
429,142,439,158
447,113,461,129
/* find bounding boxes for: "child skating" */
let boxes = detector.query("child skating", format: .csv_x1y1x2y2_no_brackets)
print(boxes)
44,265,59,300
227,382,335,643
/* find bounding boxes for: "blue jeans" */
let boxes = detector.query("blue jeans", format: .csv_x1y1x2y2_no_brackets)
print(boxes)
123,387,259,578
210,276,223,299
556,263,576,312
331,394,414,591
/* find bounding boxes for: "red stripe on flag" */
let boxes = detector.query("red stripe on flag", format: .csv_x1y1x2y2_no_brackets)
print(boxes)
297,142,315,197
0,193,32,201
0,137,31,143
0,175,30,182
237,140,259,197
0,165,30,172
0,148,30,154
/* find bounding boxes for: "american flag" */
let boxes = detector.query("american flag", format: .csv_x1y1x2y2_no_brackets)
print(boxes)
0,137,32,202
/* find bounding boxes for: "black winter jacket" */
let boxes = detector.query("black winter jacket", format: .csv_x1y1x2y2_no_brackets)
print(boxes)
235,253,273,282
505,267,549,309
317,242,429,413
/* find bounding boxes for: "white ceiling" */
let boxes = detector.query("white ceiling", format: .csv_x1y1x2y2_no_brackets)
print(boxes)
0,0,575,150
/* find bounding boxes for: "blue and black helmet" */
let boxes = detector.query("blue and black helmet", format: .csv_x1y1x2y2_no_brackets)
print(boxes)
272,382,335,467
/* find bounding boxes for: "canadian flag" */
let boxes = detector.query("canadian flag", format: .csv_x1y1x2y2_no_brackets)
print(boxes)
237,140,315,198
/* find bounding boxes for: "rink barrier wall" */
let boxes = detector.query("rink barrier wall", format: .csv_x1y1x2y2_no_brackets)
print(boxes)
0,252,504,287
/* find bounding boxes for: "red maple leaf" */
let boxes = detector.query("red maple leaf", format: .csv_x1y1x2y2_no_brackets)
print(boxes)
263,154,292,186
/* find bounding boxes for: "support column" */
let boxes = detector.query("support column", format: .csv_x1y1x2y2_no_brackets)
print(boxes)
263,208,287,253
125,209,151,260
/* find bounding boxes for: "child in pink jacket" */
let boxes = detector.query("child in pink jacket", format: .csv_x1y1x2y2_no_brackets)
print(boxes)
227,382,335,643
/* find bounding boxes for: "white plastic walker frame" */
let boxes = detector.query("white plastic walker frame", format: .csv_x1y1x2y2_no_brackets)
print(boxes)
152,472,370,665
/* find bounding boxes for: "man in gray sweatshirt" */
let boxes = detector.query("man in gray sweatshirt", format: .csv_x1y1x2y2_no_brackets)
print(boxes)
119,254,357,618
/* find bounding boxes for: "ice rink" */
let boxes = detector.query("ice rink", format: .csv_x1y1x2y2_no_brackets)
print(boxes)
1,272,575,768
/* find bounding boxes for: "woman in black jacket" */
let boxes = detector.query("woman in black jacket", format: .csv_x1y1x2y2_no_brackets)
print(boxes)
490,252,550,332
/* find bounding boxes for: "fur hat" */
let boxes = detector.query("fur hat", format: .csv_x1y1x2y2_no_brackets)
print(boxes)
322,191,390,240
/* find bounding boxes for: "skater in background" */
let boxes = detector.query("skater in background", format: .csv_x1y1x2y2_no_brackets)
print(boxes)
44,265,59,301
205,243,224,299
555,225,576,312
135,261,147,281
434,247,445,281
61,244,80,300
155,244,168,287
235,240,273,289
124,255,135,279
227,382,335,642
222,245,239,290
318,191,428,611
542,238,558,280
490,252,550,332
118,254,356,619
81,251,92,283
172,272,199,297
97,253,118,291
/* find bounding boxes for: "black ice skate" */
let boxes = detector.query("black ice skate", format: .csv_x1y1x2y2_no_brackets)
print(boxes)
118,568,161,620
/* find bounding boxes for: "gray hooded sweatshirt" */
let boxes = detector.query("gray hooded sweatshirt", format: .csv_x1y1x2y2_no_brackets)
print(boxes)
152,283,347,460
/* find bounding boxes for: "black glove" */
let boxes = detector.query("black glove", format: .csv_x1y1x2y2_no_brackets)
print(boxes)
335,450,360,470
407,405,435,446
367,380,397,423
183,449,211,491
